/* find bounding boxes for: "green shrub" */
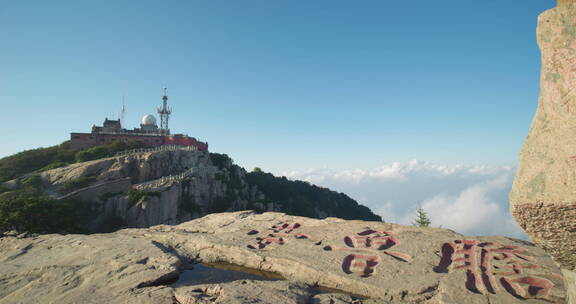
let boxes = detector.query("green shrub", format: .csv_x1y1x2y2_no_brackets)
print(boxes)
209,153,231,169
74,141,143,163
227,171,243,189
214,172,226,182
21,174,43,190
0,142,75,182
127,189,146,207
0,140,145,183
0,190,93,234
126,189,161,209
246,170,382,221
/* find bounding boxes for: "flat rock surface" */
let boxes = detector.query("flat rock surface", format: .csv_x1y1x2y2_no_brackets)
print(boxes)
0,232,179,304
0,212,568,303
173,281,313,304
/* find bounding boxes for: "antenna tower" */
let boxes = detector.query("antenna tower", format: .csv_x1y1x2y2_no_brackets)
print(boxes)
157,87,172,134
119,95,126,128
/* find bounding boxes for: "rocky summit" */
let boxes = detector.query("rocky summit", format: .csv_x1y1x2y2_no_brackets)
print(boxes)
0,212,567,304
1,146,379,233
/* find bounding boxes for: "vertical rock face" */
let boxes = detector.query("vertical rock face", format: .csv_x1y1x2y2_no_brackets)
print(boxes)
510,2,576,302
38,149,262,230
28,148,380,232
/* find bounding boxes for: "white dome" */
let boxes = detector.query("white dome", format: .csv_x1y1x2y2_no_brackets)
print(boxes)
141,114,157,126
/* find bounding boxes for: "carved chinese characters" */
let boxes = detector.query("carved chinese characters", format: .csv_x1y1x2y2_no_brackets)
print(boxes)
246,225,412,277
434,240,557,300
243,224,562,301
246,222,308,250
324,229,411,277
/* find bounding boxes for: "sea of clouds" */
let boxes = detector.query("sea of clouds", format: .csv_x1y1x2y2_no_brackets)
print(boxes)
282,160,527,239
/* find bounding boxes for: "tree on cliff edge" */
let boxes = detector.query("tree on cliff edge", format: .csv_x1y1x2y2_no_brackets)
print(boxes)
412,206,432,227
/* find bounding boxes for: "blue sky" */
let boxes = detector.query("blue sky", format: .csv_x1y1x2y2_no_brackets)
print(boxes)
0,1,556,236
0,1,554,171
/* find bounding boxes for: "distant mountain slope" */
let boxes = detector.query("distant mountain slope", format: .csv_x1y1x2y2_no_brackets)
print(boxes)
246,169,381,221
0,144,382,234
210,153,381,222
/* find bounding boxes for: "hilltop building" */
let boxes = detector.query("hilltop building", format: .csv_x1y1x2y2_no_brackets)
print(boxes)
70,89,208,151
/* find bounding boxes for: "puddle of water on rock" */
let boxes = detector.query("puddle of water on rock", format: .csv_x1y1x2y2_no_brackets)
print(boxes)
172,262,284,287
172,262,367,301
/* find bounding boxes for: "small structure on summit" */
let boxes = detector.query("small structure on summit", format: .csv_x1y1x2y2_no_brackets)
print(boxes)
70,89,208,151
157,87,172,133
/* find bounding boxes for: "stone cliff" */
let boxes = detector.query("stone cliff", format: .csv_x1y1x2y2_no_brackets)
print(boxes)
3,147,380,232
509,1,576,302
0,212,567,304
35,147,257,229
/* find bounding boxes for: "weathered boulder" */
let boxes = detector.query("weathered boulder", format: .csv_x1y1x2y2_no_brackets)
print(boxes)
509,2,576,302
0,212,567,303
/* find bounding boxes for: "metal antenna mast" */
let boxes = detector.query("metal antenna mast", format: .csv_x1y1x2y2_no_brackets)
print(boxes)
120,95,126,128
157,87,172,134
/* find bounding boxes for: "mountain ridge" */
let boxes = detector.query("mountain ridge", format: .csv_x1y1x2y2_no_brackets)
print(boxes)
0,142,381,234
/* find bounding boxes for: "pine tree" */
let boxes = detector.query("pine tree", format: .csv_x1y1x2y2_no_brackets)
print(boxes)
413,207,432,227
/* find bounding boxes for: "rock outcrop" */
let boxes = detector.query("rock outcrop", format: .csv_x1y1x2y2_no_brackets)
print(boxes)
36,148,256,230
3,148,379,232
509,1,576,302
0,212,567,303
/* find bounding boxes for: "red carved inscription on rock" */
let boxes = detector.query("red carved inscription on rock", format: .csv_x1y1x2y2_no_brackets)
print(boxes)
246,222,308,250
434,240,555,300
325,229,411,277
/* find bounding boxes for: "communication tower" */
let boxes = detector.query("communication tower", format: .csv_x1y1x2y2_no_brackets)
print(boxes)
157,87,172,134
119,95,126,128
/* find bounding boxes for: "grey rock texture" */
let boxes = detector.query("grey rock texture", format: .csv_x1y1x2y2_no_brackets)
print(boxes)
173,281,313,304
509,2,576,302
0,212,567,304
563,269,576,304
31,149,264,230
6,148,378,232
562,269,576,304
0,231,179,304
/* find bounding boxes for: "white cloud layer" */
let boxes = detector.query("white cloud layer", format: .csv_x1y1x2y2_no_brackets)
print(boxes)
282,160,527,239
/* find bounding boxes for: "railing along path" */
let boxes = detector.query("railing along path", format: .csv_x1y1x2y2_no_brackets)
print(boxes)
133,165,214,191
115,145,197,157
